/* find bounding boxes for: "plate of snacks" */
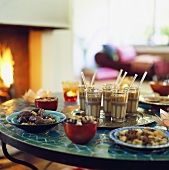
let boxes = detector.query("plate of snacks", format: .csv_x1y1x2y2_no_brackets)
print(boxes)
6,108,66,133
139,95,169,106
109,126,169,149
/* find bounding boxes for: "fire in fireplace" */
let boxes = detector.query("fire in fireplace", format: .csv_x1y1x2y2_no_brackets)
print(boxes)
0,45,14,87
0,45,14,102
0,26,30,99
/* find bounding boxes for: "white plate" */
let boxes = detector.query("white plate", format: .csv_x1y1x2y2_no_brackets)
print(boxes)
109,126,169,150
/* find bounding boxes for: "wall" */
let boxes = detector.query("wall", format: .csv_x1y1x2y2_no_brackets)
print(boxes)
29,31,42,92
28,0,74,93
73,0,110,76
42,29,74,92
0,0,70,28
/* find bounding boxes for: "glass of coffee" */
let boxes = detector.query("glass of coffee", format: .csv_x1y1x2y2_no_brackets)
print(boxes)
85,89,102,118
125,87,140,114
110,89,128,122
78,85,86,111
102,84,117,118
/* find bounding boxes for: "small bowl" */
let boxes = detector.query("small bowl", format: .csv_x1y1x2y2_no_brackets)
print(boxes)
64,122,97,144
35,97,58,111
149,81,169,96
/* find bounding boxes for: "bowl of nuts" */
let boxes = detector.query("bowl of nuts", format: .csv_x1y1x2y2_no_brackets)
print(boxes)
64,116,98,144
35,97,58,111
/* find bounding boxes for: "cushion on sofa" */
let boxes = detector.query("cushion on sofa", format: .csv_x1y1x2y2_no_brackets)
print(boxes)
117,46,137,62
96,67,119,80
102,44,119,61
82,67,119,82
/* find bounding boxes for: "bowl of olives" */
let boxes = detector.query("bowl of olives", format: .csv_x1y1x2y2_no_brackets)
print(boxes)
6,108,66,133
64,116,98,144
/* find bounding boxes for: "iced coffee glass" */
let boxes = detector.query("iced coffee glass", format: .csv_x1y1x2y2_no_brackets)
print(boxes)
79,85,86,111
79,85,95,111
110,89,128,122
102,84,117,118
85,89,102,118
125,87,140,114
62,81,79,102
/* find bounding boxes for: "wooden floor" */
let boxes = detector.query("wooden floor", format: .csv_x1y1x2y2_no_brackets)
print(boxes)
0,151,79,170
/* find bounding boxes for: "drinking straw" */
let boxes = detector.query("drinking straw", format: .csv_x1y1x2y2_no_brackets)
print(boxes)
138,71,148,89
90,69,97,86
115,69,123,86
81,71,87,89
81,71,90,115
127,74,138,91
116,71,127,89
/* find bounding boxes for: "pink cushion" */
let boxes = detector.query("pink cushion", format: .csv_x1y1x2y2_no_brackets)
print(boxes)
96,67,119,80
117,46,137,62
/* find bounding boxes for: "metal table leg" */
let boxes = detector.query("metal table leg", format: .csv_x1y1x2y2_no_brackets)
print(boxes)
1,141,38,170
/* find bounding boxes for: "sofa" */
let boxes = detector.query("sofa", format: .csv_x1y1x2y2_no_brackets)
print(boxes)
95,45,169,80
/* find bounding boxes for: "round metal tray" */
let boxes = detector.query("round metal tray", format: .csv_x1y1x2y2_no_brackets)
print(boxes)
61,106,155,129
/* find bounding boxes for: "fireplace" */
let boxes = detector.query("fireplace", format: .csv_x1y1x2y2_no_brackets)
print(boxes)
0,25,30,99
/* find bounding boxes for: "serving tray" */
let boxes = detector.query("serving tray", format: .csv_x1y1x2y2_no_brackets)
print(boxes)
61,106,155,129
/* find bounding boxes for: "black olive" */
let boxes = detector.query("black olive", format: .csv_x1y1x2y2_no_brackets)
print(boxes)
35,117,45,124
17,111,32,119
29,115,37,123
17,117,28,124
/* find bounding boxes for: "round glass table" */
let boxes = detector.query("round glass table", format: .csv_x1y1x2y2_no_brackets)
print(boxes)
0,94,169,170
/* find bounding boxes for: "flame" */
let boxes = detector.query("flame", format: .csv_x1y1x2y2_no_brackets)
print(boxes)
121,83,129,89
0,47,14,87
67,90,77,97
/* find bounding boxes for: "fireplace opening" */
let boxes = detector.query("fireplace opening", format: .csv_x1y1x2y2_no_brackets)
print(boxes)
0,45,14,102
0,26,30,100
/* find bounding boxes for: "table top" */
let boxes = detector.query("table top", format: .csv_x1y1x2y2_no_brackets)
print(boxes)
0,93,169,169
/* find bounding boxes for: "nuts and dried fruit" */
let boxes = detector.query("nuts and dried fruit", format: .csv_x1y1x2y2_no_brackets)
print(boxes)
65,115,97,125
17,108,56,125
117,128,168,146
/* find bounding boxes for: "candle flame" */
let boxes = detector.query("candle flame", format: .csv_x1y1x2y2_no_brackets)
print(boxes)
67,91,77,97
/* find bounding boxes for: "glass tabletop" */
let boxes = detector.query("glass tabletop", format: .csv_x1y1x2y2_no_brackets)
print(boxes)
0,94,169,166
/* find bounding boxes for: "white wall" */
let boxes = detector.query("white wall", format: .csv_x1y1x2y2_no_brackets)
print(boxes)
28,0,74,93
73,0,110,76
0,0,70,28
42,29,74,92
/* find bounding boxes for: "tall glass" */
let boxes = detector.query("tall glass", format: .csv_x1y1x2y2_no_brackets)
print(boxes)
79,85,86,111
125,87,140,114
85,89,102,118
102,84,117,118
110,89,128,122
79,85,95,111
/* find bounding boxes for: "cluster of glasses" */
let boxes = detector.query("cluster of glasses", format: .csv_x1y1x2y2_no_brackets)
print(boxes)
79,84,140,123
